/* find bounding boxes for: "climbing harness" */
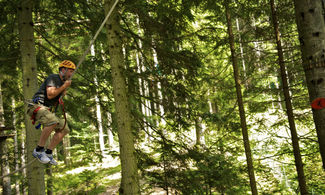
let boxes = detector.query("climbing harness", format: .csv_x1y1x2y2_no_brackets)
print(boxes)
28,97,44,129
28,97,67,130
30,106,41,125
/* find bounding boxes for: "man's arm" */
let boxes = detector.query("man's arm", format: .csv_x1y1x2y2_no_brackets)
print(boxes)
46,80,71,100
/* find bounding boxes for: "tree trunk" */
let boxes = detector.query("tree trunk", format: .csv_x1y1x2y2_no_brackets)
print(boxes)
63,136,71,166
21,124,27,195
251,17,262,71
195,117,203,146
12,99,20,195
91,44,106,158
270,1,309,194
224,1,258,194
208,89,218,114
0,138,11,195
153,49,166,126
0,82,4,124
46,166,52,195
0,81,12,195
106,112,114,148
104,0,140,194
235,18,247,84
18,0,45,194
95,76,106,156
293,0,325,170
135,41,149,139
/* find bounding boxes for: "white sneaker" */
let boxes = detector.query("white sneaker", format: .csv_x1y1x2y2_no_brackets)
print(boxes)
32,149,50,164
46,154,58,165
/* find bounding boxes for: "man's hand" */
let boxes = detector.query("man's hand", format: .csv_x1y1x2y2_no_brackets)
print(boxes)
63,80,72,88
47,80,72,100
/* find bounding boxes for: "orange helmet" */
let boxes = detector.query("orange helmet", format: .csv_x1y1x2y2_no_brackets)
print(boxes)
59,60,76,70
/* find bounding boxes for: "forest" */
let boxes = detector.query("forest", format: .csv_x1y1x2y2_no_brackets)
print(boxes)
0,0,325,194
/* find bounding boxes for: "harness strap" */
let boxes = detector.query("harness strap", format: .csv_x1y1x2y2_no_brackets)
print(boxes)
29,99,67,130
30,106,41,125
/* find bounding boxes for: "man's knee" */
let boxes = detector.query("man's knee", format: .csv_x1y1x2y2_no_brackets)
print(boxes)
46,123,58,128
55,122,70,134
41,123,58,134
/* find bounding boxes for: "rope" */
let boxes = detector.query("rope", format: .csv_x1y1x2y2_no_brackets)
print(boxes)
59,98,67,131
0,158,37,179
70,0,120,79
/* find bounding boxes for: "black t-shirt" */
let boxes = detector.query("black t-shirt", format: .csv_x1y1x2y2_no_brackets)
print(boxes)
33,74,64,107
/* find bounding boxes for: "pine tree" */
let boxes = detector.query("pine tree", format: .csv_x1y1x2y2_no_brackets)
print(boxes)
224,0,258,194
104,0,140,194
270,0,308,193
18,0,45,194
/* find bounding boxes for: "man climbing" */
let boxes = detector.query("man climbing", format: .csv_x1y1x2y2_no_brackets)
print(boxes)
27,60,75,165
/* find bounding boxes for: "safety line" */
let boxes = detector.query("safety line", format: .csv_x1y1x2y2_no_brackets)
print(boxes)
70,0,120,79
0,158,37,179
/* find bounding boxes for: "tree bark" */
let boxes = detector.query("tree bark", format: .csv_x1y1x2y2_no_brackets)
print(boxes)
235,18,247,84
270,0,308,194
46,166,53,195
104,0,140,194
18,0,45,194
12,99,20,195
63,136,71,166
0,82,4,125
195,117,203,146
293,0,325,170
0,83,12,195
224,1,258,194
0,139,11,195
91,44,106,158
136,43,152,142
106,112,114,148
21,124,27,195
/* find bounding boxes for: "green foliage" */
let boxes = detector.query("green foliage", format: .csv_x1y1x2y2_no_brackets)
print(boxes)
1,0,324,194
138,140,249,194
51,164,121,194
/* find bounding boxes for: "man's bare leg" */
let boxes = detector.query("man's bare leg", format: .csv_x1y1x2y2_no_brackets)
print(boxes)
47,131,68,150
38,124,57,147
33,124,57,164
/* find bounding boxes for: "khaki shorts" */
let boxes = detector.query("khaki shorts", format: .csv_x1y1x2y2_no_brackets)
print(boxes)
27,105,70,134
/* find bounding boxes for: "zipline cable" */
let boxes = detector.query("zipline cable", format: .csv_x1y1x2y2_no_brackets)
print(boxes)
70,0,120,79
0,159,37,179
